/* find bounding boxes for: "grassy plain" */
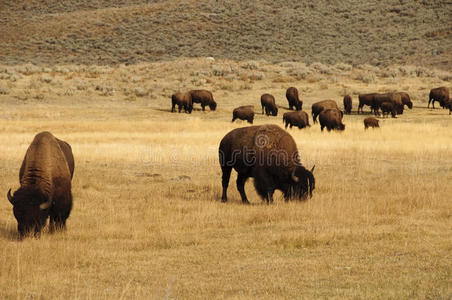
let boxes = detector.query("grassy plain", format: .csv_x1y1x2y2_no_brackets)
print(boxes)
0,59,451,299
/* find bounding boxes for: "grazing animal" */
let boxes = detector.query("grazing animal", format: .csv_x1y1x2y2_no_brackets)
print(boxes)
358,93,378,114
189,89,217,111
318,109,345,131
311,99,339,123
7,132,74,238
397,92,413,111
283,111,310,129
260,93,278,116
171,92,193,113
343,95,352,114
285,87,302,110
372,93,403,115
364,117,379,129
219,125,315,204
380,102,397,118
444,100,452,115
428,87,450,109
232,106,254,124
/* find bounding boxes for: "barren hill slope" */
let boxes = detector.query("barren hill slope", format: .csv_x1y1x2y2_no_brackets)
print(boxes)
0,0,451,69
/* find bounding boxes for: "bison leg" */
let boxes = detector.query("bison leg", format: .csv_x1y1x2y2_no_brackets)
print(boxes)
221,166,232,202
253,170,275,204
171,103,176,112
201,104,206,111
178,104,182,113
262,105,265,115
236,173,250,204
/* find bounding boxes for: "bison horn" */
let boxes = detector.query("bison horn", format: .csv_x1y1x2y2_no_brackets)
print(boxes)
40,197,52,210
291,169,299,182
7,189,14,204
311,165,315,173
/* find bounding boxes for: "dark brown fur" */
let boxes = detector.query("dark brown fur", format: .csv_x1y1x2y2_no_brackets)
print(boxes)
311,99,339,123
285,87,302,110
318,109,345,131
171,92,193,113
189,89,217,111
380,102,397,118
219,125,315,204
260,93,278,116
428,87,450,109
444,100,452,115
232,105,254,124
358,93,378,114
372,93,403,115
7,132,74,238
343,95,352,114
397,92,413,111
283,111,310,129
363,117,379,129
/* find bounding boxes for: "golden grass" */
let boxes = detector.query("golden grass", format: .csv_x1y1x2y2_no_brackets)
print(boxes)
0,60,451,299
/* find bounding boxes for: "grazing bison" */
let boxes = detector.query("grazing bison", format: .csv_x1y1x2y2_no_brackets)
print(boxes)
311,99,339,123
364,117,379,129
260,93,278,116
232,105,254,124
380,102,397,118
7,132,74,238
343,95,352,114
428,87,450,109
189,89,217,111
283,111,310,129
319,109,345,131
171,92,193,113
372,93,403,115
286,87,302,110
358,93,378,114
397,92,413,111
219,125,315,204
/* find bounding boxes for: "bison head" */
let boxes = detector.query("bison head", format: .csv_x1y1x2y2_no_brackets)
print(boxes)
209,101,217,111
271,106,278,116
337,124,345,130
295,101,302,111
7,188,51,238
407,101,413,109
286,166,315,200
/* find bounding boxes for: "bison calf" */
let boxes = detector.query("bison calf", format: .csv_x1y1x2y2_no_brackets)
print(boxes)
319,109,345,131
283,111,310,129
232,106,254,124
364,117,379,129
260,93,278,116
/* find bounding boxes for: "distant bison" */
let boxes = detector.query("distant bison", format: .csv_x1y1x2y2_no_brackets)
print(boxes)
319,109,345,131
343,95,352,114
358,93,378,114
364,117,379,129
372,93,403,115
428,87,449,109
219,125,315,204
286,87,302,110
189,89,217,111
283,111,310,129
260,93,278,116
232,105,254,124
311,99,339,123
171,92,192,113
7,132,74,238
380,102,397,118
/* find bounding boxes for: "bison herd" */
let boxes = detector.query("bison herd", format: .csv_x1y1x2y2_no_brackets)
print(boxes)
5,86,450,238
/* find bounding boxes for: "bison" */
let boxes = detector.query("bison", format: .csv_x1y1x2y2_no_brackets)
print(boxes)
232,105,254,124
219,125,315,204
380,101,397,118
189,89,217,111
364,117,379,129
319,109,345,131
358,93,378,114
283,111,310,129
171,92,193,113
7,132,74,238
428,87,450,109
311,99,339,123
286,87,302,110
260,93,278,116
343,95,352,114
372,93,403,115
397,92,413,111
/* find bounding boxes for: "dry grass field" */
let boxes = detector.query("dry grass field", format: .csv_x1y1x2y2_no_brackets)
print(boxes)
0,58,451,298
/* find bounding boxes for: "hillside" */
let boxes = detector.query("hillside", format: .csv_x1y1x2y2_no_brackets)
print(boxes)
0,0,451,69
